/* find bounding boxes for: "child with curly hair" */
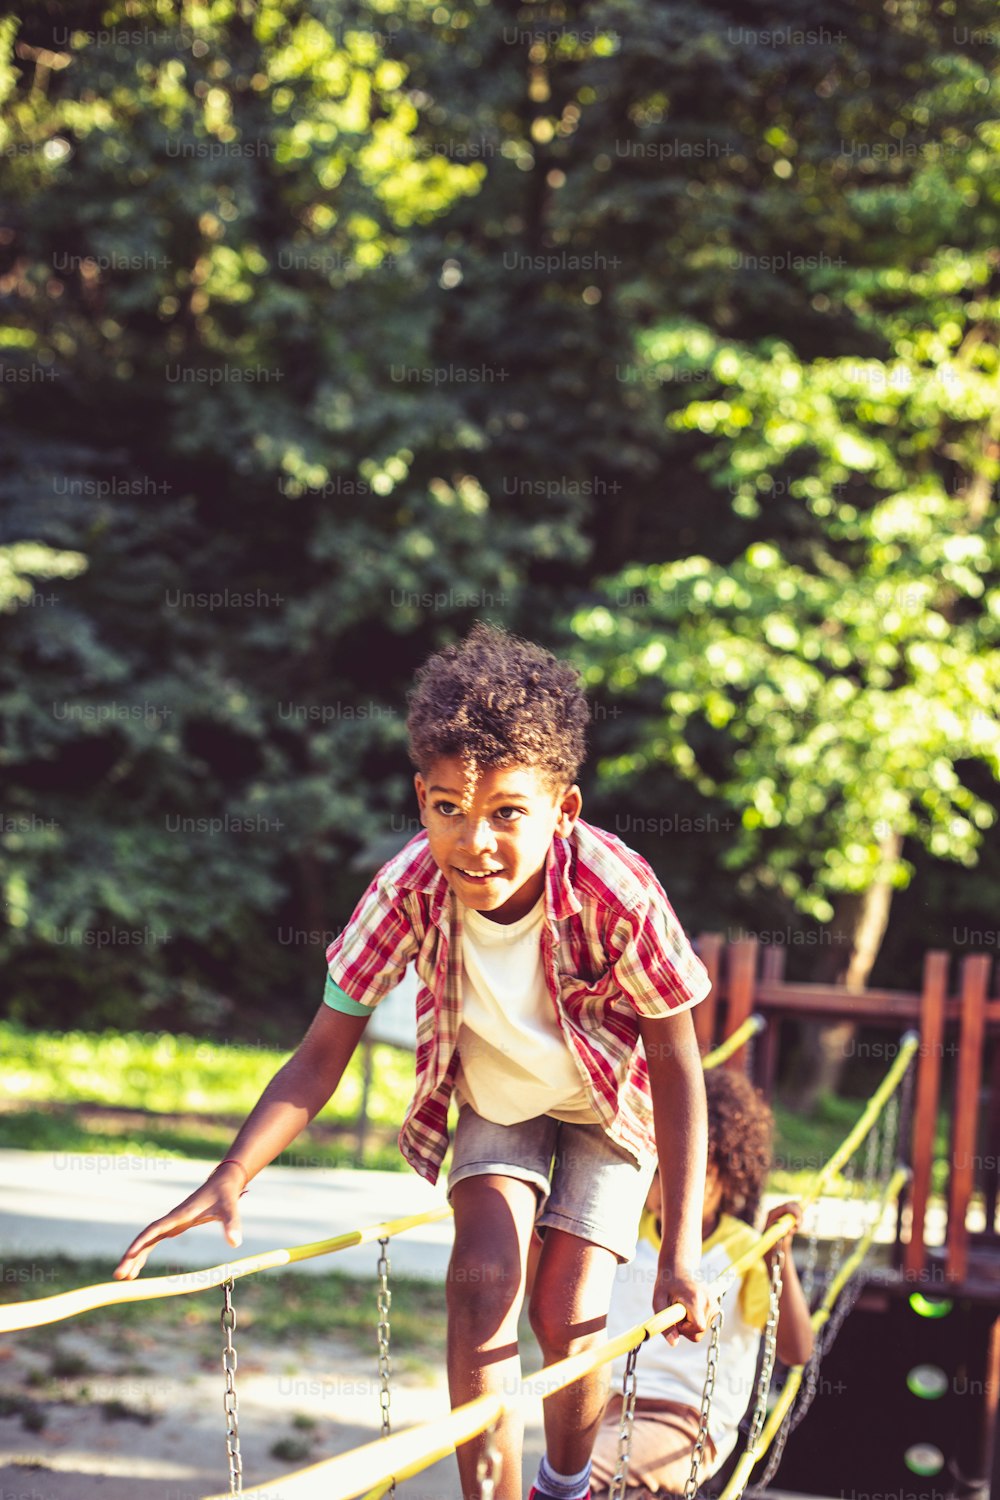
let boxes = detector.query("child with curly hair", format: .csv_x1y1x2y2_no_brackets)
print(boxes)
590,1069,815,1498
115,621,717,1500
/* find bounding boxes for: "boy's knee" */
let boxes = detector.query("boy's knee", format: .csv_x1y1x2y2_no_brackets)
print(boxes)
447,1247,523,1332
527,1288,601,1356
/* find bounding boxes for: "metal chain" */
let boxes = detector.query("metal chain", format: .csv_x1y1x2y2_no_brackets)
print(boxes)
748,1247,784,1455
376,1237,395,1500
756,1398,794,1490
475,1417,504,1500
861,1116,884,1240
799,1203,820,1310
821,1270,865,1354
221,1277,243,1494
609,1341,642,1500
825,1152,856,1296
755,1272,865,1492
879,1095,899,1191
683,1306,724,1500
756,1072,911,1495
745,1020,758,1084
863,1117,881,1198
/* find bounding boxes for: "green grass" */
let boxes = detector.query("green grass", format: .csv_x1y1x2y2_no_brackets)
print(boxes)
771,1093,869,1197
0,1020,412,1170
1,1019,412,1122
2,1020,950,1200
773,1091,952,1199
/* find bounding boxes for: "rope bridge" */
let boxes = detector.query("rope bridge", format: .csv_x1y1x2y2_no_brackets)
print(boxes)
0,1019,915,1500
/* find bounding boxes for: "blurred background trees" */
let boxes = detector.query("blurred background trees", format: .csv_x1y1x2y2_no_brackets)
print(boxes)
1,0,998,1105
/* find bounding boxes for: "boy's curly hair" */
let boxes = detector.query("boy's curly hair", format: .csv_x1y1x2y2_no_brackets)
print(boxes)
406,621,589,789
705,1069,774,1227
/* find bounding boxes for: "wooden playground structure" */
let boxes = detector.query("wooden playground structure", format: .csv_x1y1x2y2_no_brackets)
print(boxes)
692,933,999,1499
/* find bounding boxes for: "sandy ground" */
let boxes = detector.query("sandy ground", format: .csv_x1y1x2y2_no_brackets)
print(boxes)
0,1307,547,1500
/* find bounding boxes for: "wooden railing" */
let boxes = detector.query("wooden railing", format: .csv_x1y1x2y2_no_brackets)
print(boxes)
693,934,999,1285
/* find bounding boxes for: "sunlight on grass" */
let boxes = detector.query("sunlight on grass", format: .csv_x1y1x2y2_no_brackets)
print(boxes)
1,1021,412,1122
2,1024,950,1197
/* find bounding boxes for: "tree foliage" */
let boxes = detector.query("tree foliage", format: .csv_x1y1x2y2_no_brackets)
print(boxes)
1,0,998,1040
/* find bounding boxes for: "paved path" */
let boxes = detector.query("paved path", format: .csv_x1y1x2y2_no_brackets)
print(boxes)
0,1147,932,1284
0,1148,455,1280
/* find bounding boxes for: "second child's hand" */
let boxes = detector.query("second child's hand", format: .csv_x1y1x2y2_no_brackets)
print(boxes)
113,1161,247,1281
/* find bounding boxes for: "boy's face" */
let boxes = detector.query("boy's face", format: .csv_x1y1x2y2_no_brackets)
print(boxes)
414,755,581,924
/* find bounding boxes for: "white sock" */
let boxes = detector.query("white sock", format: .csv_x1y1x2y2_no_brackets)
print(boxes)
534,1453,592,1499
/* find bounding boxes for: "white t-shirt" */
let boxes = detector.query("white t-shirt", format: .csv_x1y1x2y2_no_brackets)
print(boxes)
454,895,598,1125
606,1212,771,1472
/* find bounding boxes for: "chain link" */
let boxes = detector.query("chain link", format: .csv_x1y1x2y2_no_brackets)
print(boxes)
609,1341,642,1500
799,1203,820,1310
376,1237,395,1500
744,1248,784,1463
757,1069,909,1495
879,1095,899,1192
861,1117,884,1241
863,1117,881,1199
475,1417,504,1500
756,1399,793,1490
683,1306,723,1500
221,1277,243,1494
756,1273,866,1492
825,1152,856,1297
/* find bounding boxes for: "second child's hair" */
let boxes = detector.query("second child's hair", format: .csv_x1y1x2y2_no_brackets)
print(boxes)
705,1069,774,1227
406,621,589,789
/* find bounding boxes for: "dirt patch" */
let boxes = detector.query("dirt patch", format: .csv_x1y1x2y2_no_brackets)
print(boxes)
0,1266,546,1500
0,1312,469,1500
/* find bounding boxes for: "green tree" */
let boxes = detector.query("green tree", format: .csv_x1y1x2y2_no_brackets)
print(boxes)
2,0,998,1060
571,16,1000,1101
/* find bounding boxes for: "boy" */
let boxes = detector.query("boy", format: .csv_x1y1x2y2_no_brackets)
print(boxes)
114,623,716,1500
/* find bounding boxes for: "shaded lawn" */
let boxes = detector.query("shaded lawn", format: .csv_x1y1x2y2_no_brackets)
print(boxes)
1,1021,950,1196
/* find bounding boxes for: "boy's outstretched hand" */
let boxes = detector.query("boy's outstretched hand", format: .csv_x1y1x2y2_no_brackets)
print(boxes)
652,1262,718,1346
113,1162,246,1281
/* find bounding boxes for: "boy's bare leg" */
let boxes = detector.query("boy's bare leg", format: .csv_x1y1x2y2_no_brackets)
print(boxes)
528,1228,618,1476
448,1174,539,1500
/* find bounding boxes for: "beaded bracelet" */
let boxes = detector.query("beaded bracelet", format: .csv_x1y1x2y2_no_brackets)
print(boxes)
217,1156,250,1196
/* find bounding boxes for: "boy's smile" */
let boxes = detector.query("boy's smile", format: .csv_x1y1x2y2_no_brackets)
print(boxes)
414,755,582,924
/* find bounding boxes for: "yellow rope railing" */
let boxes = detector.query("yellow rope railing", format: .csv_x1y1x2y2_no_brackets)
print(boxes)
805,1032,917,1195
0,1019,770,1335
0,1206,454,1334
702,1013,765,1070
201,1034,919,1500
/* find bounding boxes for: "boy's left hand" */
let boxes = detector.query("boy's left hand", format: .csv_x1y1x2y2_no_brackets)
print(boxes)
652,1263,718,1345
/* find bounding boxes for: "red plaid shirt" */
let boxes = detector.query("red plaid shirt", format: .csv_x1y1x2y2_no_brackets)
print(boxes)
325,819,710,1184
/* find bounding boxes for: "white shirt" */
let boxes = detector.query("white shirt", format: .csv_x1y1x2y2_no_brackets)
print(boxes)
454,895,597,1124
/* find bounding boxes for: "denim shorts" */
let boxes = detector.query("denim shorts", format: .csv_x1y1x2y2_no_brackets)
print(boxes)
447,1106,657,1263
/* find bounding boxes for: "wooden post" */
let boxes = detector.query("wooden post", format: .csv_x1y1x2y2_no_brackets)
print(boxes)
904,950,948,1279
983,1032,1000,1236
756,945,785,1095
725,937,758,1072
693,932,723,1054
947,953,992,1283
